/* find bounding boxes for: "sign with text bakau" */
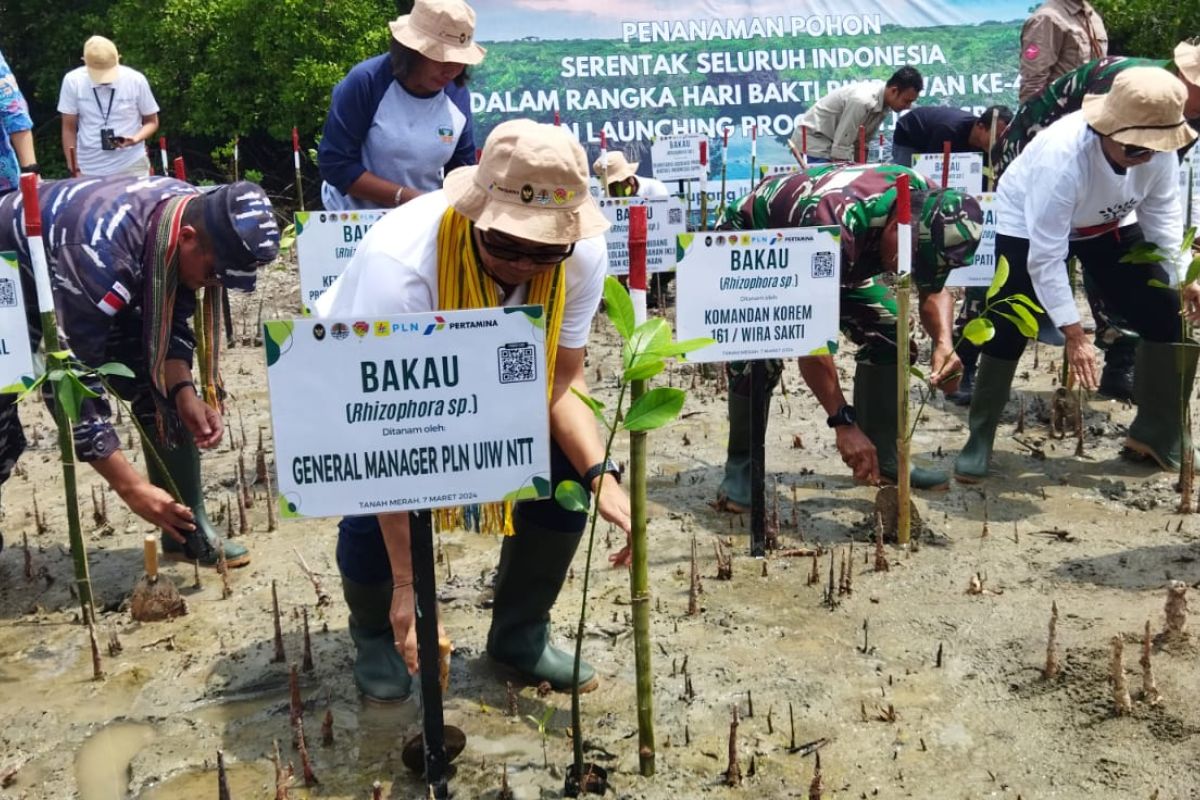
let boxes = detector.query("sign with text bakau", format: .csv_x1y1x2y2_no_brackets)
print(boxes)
264,306,551,519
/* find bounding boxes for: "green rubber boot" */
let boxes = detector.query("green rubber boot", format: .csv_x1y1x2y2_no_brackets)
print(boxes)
341,575,412,702
716,389,761,511
953,355,1020,483
1125,341,1200,471
486,511,596,692
143,433,250,568
853,363,949,490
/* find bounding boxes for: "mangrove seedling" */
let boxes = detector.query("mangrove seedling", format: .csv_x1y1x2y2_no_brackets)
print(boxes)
526,705,555,768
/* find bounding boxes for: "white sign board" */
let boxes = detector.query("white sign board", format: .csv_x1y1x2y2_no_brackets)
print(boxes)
651,134,707,183
295,210,386,314
597,197,686,275
0,252,35,393
675,227,842,362
911,152,985,194
761,163,801,180
1180,152,1199,227
264,306,551,519
945,193,997,287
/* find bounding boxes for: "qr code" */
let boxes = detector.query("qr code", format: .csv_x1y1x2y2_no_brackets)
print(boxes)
970,162,981,173
811,251,835,278
498,342,537,384
0,277,16,308
668,208,683,226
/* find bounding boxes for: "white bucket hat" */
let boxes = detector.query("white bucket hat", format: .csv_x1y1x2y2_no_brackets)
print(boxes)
443,119,610,245
388,0,486,65
1175,40,1200,86
1082,66,1197,152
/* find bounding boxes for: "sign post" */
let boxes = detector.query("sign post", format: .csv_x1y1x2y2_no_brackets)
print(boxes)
895,174,913,546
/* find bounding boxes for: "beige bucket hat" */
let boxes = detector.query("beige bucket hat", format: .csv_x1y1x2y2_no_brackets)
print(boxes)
389,0,486,65
1175,40,1200,85
83,36,120,84
1083,66,1197,151
444,119,610,245
592,151,639,183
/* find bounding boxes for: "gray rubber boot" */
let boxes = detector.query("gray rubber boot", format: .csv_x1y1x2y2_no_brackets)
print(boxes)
953,355,1020,483
854,362,949,490
341,575,412,702
486,512,595,692
1125,341,1200,470
144,433,249,568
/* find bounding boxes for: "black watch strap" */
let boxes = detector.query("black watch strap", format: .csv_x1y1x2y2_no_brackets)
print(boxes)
826,404,856,428
19,163,39,175
583,458,620,486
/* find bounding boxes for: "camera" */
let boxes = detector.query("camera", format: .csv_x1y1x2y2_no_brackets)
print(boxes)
100,127,118,151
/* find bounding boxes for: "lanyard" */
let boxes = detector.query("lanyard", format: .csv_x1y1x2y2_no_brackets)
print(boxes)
92,86,116,126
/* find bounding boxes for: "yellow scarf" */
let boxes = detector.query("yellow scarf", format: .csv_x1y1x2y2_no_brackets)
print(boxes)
433,207,567,534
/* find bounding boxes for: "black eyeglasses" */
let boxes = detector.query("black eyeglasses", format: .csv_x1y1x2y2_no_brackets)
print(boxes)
1122,143,1154,159
478,230,575,264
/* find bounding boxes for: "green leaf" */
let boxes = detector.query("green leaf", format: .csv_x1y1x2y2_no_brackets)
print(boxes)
1011,303,1040,338
554,479,590,513
962,317,996,345
998,310,1037,339
908,365,926,381
623,360,666,382
569,386,606,421
96,362,135,378
646,336,717,360
1147,278,1172,289
627,318,671,360
1006,293,1045,314
1120,242,1166,264
1186,255,1200,286
603,275,635,342
46,368,65,383
1182,226,1196,254
623,386,686,431
985,256,1009,300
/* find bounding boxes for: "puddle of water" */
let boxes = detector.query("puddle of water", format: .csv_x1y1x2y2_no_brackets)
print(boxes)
75,721,156,800
140,760,276,799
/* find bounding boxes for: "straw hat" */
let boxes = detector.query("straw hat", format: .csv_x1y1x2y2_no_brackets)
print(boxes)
444,119,610,245
1175,40,1200,86
1082,66,1197,151
592,151,639,183
389,0,486,65
83,36,120,84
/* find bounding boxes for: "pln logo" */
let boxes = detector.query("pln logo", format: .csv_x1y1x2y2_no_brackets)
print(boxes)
373,320,391,337
423,315,447,335
392,321,420,334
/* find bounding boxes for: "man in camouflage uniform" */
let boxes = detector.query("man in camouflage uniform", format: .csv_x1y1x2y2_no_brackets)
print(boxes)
715,164,983,510
987,43,1200,401
0,175,279,566
1019,0,1106,103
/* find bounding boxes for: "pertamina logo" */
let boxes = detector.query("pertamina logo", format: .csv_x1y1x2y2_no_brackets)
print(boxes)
423,315,447,335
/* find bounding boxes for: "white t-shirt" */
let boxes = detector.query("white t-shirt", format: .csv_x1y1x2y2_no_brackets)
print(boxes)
57,65,159,176
636,177,671,198
314,191,607,349
995,110,1183,327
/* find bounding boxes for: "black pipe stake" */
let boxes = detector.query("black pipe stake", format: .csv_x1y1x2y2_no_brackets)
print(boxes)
411,509,449,798
749,360,767,557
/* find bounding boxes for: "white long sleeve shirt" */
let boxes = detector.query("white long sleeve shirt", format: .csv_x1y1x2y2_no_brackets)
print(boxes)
995,110,1183,327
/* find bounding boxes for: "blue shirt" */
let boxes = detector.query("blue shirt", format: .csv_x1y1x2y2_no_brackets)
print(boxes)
318,54,475,210
0,51,34,194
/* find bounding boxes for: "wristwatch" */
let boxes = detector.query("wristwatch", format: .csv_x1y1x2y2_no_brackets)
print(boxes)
826,404,857,428
583,459,621,487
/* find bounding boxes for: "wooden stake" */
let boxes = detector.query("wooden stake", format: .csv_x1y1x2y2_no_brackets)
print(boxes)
1043,601,1060,679
217,749,232,800
302,608,314,673
271,580,286,663
687,535,701,615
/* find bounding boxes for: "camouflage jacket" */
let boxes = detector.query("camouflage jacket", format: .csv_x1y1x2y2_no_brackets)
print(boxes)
0,176,200,460
719,164,953,293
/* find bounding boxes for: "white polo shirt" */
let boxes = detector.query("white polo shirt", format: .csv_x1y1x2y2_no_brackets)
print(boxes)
995,110,1183,327
57,65,159,176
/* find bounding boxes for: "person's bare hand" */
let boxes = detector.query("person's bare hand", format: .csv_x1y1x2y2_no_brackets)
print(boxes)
1065,332,1099,391
593,475,633,568
835,425,880,483
119,481,194,542
176,392,224,449
929,344,963,395
1183,282,1200,324
390,583,450,675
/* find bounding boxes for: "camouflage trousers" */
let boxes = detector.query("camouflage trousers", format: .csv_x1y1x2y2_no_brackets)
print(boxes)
727,276,912,395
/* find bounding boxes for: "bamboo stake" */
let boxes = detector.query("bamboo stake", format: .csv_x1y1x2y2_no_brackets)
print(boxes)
895,174,914,545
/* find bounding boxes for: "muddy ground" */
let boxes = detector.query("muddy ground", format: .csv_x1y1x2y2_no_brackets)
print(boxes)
1,261,1199,800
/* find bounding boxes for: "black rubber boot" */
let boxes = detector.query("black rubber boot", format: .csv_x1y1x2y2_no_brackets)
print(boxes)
953,356,1020,482
946,343,979,407
1125,341,1200,470
717,389,759,511
1098,339,1137,403
486,511,596,692
854,363,949,490
143,433,250,568
341,575,412,702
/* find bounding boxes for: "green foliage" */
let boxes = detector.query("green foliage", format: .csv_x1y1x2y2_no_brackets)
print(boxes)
1091,0,1199,59
554,480,590,513
963,316,996,345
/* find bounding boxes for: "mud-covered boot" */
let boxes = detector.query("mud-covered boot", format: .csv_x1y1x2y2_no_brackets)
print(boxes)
144,434,250,568
945,343,979,406
486,512,596,692
953,356,1020,482
1124,341,1200,470
1098,339,1137,403
854,363,949,490
341,575,412,702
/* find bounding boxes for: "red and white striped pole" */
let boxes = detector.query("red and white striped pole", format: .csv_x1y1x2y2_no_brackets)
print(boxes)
158,136,169,177
292,126,305,211
173,156,187,182
628,205,648,325
698,139,709,231
894,172,913,544
599,129,609,196
941,140,952,188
